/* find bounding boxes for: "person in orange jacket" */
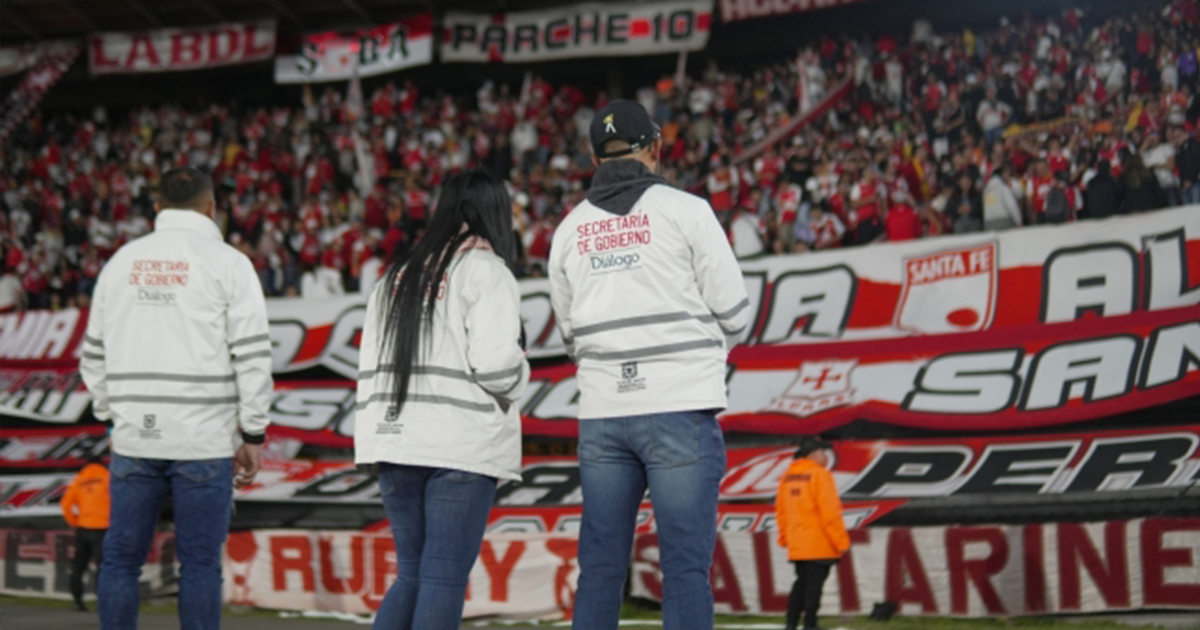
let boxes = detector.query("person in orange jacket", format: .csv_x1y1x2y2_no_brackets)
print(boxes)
61,457,111,612
775,437,849,630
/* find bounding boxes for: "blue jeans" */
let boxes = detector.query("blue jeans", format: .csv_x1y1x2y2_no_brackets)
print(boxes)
573,411,727,630
1182,183,1200,206
99,454,233,630
374,464,497,630
984,127,1004,147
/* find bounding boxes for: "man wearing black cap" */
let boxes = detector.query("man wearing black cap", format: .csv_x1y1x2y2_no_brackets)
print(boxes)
549,100,749,630
775,437,848,630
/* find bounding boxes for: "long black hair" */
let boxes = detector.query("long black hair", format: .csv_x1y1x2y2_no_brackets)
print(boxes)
378,170,515,413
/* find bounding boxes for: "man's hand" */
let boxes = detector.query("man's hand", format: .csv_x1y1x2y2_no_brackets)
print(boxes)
234,443,262,488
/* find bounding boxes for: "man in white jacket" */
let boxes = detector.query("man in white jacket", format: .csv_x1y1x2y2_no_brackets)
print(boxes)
80,167,272,630
549,101,750,630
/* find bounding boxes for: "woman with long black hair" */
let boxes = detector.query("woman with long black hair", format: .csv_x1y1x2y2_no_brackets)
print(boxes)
356,170,529,630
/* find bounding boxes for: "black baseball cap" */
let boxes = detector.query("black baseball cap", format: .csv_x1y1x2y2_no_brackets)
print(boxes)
795,436,834,457
590,100,661,159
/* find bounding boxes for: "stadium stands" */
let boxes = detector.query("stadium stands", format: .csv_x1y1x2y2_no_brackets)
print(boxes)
0,0,1195,308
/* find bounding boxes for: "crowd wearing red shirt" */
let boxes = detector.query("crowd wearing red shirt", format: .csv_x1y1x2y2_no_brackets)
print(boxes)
727,0,1200,258
2,0,1197,310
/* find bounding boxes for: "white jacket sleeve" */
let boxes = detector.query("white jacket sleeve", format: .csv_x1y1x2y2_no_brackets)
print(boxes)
465,260,530,405
548,239,576,360
79,268,111,422
357,284,383,407
686,202,752,343
226,256,274,442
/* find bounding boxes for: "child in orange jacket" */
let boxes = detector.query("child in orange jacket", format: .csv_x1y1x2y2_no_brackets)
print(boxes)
61,458,110,612
775,437,848,630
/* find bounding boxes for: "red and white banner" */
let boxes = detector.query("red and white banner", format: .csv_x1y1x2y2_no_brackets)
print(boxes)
274,16,433,84
88,21,276,75
0,446,897,528
0,426,108,469
169,422,1200,523
5,520,1197,617
259,204,1200,366
720,0,876,22
235,425,1200,514
6,207,1198,364
0,367,90,424
724,426,1200,503
225,530,578,618
633,519,1200,616
7,425,1196,526
522,305,1200,436
443,1,713,64
2,307,1197,437
2,207,1198,434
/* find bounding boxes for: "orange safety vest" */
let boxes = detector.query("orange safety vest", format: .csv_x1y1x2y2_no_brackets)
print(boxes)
61,463,110,530
774,458,849,561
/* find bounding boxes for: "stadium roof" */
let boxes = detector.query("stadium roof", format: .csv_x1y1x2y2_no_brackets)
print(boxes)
0,0,574,45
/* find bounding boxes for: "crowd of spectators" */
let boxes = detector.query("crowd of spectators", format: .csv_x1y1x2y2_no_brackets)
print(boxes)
1,0,1197,311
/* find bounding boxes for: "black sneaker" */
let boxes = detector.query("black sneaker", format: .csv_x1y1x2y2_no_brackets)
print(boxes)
74,600,87,612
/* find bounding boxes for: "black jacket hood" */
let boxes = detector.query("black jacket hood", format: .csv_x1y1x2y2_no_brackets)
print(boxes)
586,159,668,216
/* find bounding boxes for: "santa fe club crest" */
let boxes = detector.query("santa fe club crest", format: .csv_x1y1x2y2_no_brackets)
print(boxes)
764,360,857,417
895,243,998,335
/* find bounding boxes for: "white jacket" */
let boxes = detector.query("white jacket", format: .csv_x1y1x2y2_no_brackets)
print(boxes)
549,182,751,420
355,248,529,481
983,175,1023,227
79,210,272,460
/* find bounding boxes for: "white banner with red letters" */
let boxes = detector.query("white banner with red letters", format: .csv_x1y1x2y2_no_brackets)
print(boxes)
719,0,876,23
88,21,276,75
274,16,433,84
631,519,1200,617
5,521,1197,617
223,530,578,619
443,1,714,64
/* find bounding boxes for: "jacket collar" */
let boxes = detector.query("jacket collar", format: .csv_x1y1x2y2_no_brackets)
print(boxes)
155,209,222,241
789,458,820,472
585,159,667,216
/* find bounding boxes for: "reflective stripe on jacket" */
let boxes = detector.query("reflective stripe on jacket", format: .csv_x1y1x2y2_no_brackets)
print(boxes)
79,210,273,460
548,184,750,419
354,248,529,481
